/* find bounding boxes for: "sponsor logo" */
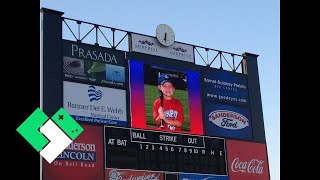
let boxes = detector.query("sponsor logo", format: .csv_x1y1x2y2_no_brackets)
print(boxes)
169,46,191,58
172,47,187,52
138,40,154,46
56,142,96,162
208,110,249,130
88,85,102,102
135,39,158,52
109,169,125,180
71,44,118,64
231,158,264,174
108,169,161,180
16,108,83,163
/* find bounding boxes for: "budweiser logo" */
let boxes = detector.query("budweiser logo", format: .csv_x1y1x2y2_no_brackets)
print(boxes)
109,169,161,180
231,158,264,174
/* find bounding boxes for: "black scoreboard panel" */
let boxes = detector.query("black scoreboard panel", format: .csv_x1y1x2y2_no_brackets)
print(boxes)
105,126,227,175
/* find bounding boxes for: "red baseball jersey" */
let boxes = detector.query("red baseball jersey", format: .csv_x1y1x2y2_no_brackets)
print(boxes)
153,97,184,132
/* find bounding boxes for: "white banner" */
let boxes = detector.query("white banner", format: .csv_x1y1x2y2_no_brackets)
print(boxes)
131,33,194,63
63,81,127,126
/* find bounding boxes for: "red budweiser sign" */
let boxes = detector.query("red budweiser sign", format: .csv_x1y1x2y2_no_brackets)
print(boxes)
226,140,270,180
106,168,163,180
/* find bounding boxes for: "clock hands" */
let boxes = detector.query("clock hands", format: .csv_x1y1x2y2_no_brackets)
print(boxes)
156,24,175,46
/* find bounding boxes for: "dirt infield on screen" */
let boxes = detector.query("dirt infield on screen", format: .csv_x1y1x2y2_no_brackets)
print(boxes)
144,84,190,131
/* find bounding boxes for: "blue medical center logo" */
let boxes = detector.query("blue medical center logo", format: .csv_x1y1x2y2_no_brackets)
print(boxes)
88,85,102,102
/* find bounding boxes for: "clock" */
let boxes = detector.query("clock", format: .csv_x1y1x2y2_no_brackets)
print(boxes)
156,24,175,47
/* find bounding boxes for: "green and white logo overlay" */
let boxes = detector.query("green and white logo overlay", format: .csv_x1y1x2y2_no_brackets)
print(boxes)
16,108,84,163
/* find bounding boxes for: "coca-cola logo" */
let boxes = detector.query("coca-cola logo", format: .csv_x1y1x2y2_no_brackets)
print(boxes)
208,110,249,130
231,158,264,174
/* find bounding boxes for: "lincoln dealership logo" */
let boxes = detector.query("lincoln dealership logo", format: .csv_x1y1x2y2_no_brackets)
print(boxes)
208,110,249,130
16,108,84,163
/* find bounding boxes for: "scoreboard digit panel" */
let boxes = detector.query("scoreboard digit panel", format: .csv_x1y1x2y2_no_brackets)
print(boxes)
105,126,227,175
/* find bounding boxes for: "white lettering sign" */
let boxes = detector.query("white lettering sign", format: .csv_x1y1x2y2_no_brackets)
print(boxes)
231,158,264,174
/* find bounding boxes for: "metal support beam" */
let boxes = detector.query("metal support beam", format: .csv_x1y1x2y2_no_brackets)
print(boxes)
242,52,266,142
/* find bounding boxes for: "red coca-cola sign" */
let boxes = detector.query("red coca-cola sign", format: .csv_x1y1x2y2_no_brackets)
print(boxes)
106,168,164,180
226,140,270,180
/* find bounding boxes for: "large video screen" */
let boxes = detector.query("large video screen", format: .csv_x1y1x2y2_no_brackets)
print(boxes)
129,59,203,135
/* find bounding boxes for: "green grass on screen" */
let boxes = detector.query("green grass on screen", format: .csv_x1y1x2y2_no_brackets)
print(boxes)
144,84,190,131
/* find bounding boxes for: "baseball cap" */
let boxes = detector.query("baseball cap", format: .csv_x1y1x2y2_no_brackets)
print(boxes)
158,73,173,86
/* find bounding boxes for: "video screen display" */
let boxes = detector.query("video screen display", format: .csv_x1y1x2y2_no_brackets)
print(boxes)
129,59,203,135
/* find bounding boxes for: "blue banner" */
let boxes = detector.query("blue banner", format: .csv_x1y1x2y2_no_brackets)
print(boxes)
179,173,229,180
203,69,248,106
71,115,127,126
204,102,252,140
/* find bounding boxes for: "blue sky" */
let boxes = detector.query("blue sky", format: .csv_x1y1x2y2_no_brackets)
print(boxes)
40,0,279,179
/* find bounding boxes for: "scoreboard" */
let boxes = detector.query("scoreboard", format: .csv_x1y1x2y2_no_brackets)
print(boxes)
41,9,271,180
105,126,227,175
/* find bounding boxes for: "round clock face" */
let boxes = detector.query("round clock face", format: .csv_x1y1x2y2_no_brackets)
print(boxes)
156,24,175,47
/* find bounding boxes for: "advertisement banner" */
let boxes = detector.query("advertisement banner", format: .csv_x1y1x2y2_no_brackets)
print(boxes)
62,40,126,88
63,40,125,65
226,140,270,180
179,173,229,180
131,33,194,63
63,81,127,126
106,168,164,180
203,69,248,106
43,125,104,180
204,102,252,140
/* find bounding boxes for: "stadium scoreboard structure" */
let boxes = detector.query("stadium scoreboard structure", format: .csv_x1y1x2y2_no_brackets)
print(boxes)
40,8,270,180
